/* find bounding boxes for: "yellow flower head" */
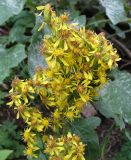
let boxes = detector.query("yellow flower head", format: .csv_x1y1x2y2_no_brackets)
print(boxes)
45,133,86,160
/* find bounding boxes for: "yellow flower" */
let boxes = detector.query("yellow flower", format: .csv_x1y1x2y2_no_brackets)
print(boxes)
60,13,69,22
42,117,50,129
25,143,39,158
45,133,86,160
75,99,84,110
53,109,61,119
23,128,36,144
65,108,79,121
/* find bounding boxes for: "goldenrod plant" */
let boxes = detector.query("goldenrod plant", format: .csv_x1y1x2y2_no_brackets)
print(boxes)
7,4,120,159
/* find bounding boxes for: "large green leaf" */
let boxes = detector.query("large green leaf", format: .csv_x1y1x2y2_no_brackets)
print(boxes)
0,44,26,83
95,70,131,129
0,150,13,160
70,117,101,160
0,0,25,25
28,16,47,76
99,0,127,24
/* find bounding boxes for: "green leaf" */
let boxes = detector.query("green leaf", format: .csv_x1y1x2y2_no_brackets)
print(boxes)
8,11,35,43
28,15,47,76
70,117,101,160
72,15,86,27
0,44,26,83
95,70,131,129
0,36,8,47
99,0,127,24
36,136,43,149
0,0,25,25
0,150,13,160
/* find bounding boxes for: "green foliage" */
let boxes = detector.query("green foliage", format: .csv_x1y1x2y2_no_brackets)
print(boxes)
0,91,7,106
8,11,35,43
99,0,127,25
70,117,101,160
0,150,13,160
0,2,35,84
0,120,25,159
113,140,131,160
83,0,131,38
94,70,131,129
0,44,26,84
0,0,25,25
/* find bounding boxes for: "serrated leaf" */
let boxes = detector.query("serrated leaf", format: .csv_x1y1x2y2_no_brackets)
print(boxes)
100,0,127,24
95,70,131,129
70,117,101,160
72,15,86,27
0,150,13,160
0,44,26,83
28,15,47,76
0,0,25,25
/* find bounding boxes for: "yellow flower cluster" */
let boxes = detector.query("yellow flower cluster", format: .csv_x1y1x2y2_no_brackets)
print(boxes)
7,4,120,159
44,132,85,160
23,128,39,157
